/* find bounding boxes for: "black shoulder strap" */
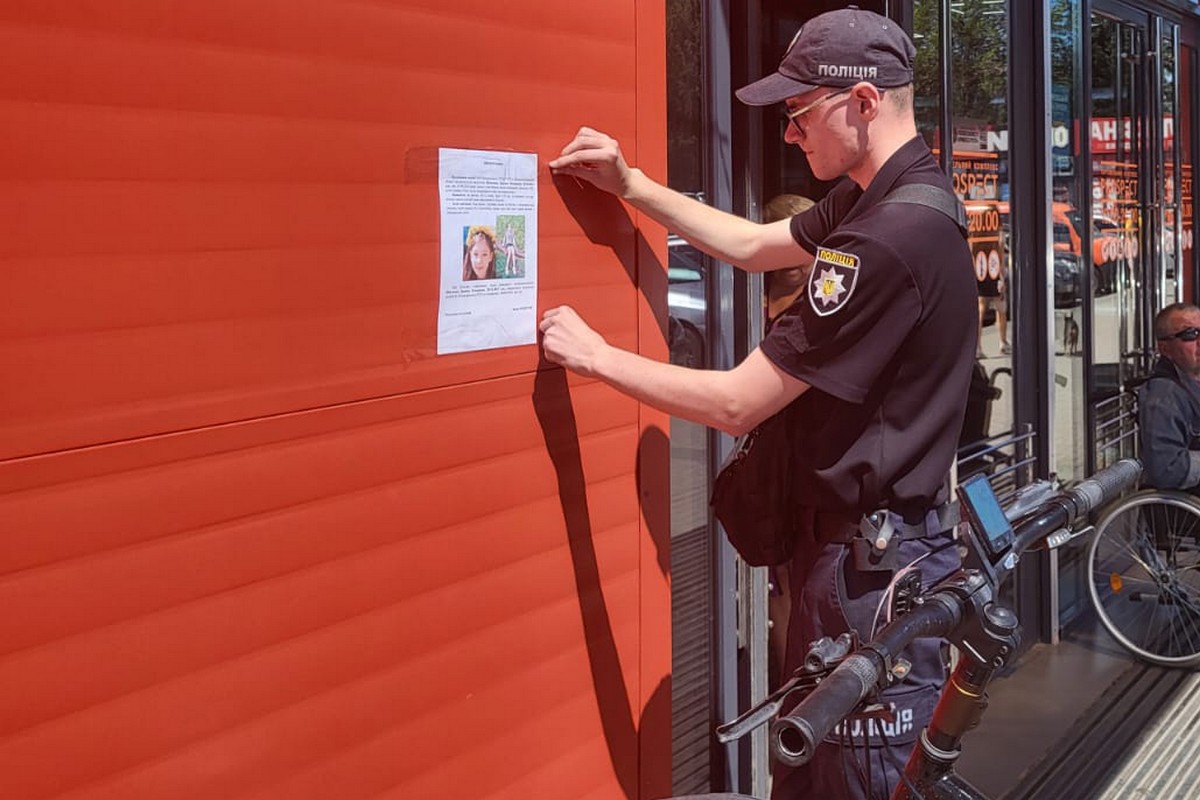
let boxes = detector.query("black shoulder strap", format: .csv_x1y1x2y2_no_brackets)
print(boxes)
878,183,969,239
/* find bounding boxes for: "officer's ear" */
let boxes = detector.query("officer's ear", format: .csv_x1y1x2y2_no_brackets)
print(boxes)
853,84,881,119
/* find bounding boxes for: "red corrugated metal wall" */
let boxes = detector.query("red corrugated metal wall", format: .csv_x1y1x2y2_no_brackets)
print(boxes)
0,2,671,798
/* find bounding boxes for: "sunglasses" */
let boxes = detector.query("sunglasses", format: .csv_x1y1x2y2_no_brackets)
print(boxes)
782,87,854,127
1158,326,1200,342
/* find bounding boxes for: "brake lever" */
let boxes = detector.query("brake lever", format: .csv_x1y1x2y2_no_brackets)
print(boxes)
715,671,826,743
716,634,858,743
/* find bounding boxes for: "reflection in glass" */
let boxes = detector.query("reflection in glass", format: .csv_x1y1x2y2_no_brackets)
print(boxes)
946,1,1013,457
1050,0,1087,484
1162,28,1180,307
666,0,715,794
952,0,1011,362
1090,14,1144,473
1182,46,1197,302
912,0,941,153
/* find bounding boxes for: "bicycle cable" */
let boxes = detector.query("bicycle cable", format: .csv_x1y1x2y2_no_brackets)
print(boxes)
869,539,958,638
878,724,928,800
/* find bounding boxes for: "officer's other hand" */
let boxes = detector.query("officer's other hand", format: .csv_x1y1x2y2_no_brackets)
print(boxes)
549,127,632,198
539,305,607,377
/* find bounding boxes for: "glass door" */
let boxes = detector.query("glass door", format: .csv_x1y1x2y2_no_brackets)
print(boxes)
1088,5,1152,473
1159,22,1196,319
1049,2,1154,625
1054,1,1188,626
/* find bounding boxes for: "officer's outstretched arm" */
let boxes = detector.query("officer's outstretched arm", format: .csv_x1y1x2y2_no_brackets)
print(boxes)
540,305,807,436
551,127,812,273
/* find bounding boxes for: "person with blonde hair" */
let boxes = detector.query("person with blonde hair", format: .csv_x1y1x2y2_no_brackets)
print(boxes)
762,194,816,324
462,225,498,281
760,193,815,690
500,223,524,278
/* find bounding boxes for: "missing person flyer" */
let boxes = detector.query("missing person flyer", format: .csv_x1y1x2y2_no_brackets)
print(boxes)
437,148,538,355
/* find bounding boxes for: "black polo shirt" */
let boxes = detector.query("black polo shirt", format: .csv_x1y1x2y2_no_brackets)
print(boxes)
761,136,977,522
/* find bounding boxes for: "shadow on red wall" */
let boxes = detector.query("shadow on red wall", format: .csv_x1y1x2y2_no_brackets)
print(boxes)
532,176,671,798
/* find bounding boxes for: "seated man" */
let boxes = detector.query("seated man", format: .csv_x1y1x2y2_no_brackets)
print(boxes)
1140,303,1200,490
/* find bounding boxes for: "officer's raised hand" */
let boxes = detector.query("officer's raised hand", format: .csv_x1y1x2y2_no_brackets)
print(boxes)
539,305,608,377
549,127,634,198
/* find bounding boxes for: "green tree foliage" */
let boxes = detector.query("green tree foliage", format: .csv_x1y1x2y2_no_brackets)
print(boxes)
949,2,1009,127
912,0,942,144
913,0,940,105
1050,0,1079,91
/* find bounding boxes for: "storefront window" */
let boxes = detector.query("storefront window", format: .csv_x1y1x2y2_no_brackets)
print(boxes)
1089,12,1144,474
951,0,1011,377
916,0,1015,472
1182,45,1197,301
1163,27,1180,306
913,0,942,154
1163,31,1196,308
1051,0,1087,484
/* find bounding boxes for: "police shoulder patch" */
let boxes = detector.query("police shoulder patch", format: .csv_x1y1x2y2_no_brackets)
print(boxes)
808,246,860,317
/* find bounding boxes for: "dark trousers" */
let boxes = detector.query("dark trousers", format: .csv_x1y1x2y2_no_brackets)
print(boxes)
772,525,961,800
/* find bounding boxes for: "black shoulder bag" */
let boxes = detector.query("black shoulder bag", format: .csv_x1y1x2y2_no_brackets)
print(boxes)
710,402,798,566
709,181,967,567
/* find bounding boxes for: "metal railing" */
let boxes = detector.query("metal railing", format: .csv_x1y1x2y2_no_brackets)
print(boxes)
957,423,1038,506
1094,388,1139,468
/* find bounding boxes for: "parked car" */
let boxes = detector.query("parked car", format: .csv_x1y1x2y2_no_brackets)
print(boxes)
1091,214,1126,292
1052,203,1130,297
668,235,707,368
1054,250,1083,309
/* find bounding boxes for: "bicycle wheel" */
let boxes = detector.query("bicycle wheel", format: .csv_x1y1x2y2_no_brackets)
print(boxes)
1088,490,1200,667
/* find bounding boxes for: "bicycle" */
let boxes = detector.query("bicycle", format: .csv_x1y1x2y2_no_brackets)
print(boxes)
1087,487,1200,667
675,458,1142,800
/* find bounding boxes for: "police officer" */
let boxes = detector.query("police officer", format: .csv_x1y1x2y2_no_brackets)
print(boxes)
541,8,976,799
1140,303,1200,492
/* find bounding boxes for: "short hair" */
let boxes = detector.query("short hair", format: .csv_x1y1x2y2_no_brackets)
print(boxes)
1154,302,1200,339
887,83,914,113
763,193,815,224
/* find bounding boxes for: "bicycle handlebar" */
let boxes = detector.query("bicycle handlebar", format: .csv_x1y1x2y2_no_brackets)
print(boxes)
770,459,1142,767
772,652,878,766
771,595,962,766
1009,458,1141,560
1067,458,1141,514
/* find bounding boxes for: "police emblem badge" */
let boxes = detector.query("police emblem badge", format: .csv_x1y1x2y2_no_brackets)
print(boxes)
808,246,860,316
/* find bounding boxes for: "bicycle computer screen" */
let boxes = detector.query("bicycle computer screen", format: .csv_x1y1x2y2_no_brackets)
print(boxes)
957,474,1014,558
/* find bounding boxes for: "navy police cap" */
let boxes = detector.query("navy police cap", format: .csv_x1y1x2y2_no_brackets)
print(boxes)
736,6,917,106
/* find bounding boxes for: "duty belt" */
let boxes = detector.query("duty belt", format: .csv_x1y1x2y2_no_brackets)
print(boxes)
812,503,959,572
858,504,961,547
816,503,959,546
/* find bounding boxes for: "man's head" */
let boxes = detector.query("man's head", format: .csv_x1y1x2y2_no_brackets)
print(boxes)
1155,302,1200,378
736,7,917,184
